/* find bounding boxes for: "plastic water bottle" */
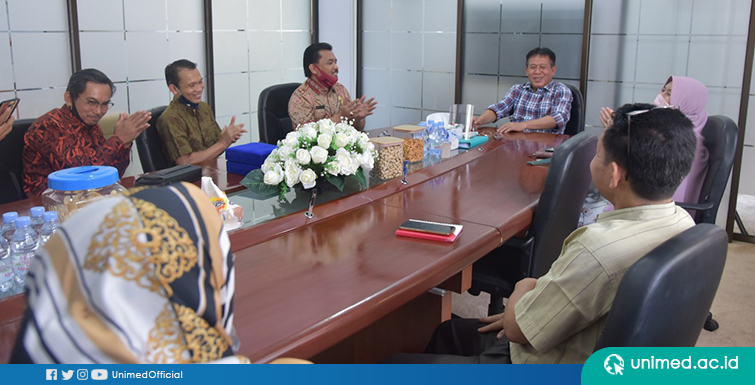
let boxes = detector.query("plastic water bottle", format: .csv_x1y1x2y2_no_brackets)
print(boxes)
10,216,37,287
38,211,60,246
0,236,12,296
1,212,18,243
427,122,447,159
30,206,45,235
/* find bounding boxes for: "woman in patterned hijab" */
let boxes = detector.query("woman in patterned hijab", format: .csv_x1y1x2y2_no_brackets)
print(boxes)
11,183,247,364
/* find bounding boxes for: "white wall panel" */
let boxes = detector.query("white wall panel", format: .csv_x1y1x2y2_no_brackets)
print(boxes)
0,33,13,90
281,0,311,30
168,32,205,69
167,0,204,31
214,31,249,73
7,0,68,31
637,0,692,35
77,0,125,31
80,32,128,82
126,32,169,80
12,33,71,89
16,88,66,119
124,0,167,31
463,0,499,34
215,73,251,118
634,36,689,84
390,70,422,109
250,0,282,30
213,0,248,30
362,0,391,31
390,32,423,71
127,80,171,112
688,36,747,89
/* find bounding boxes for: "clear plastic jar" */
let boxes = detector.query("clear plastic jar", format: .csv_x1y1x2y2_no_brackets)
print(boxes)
41,166,126,222
370,137,404,180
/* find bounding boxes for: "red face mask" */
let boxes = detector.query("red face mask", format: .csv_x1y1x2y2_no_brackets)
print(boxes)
312,65,338,89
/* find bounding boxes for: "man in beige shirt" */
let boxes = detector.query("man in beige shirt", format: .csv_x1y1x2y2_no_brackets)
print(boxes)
288,42,377,131
385,103,697,364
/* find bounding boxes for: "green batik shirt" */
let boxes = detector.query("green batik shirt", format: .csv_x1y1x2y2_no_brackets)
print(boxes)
157,97,222,165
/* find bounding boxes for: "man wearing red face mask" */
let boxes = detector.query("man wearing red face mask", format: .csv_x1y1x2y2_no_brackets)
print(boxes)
289,42,377,131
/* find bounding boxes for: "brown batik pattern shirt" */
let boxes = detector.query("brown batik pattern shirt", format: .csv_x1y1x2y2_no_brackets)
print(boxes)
156,97,221,165
288,79,351,130
22,105,130,197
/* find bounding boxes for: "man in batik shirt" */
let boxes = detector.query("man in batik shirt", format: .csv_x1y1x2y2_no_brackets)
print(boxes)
23,69,151,196
473,47,573,135
288,42,377,131
157,59,246,166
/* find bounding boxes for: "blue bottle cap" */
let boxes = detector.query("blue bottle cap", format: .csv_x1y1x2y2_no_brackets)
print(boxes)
43,211,58,221
31,206,45,217
47,166,119,191
16,216,30,228
2,212,18,223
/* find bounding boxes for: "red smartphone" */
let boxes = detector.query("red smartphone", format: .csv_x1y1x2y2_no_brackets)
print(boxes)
399,219,456,236
0,98,19,124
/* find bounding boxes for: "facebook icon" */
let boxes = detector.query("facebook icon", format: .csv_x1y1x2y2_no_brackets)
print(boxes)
46,369,57,380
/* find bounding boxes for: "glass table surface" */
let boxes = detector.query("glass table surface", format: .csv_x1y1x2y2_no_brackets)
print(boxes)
227,146,464,231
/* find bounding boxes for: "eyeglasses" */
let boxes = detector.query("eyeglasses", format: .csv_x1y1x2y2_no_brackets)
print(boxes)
80,98,115,110
624,105,678,180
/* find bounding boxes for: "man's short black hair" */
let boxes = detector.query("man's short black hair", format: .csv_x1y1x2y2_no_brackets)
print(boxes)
303,42,333,78
66,68,116,100
602,103,696,201
165,59,197,87
526,47,556,66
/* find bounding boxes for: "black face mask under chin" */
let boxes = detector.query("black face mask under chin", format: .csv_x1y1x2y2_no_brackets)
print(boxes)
69,103,95,128
178,95,200,110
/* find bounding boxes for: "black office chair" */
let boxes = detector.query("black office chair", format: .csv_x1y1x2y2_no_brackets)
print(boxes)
258,83,300,144
0,118,35,204
676,115,738,224
674,115,737,332
136,105,170,172
595,224,727,349
563,84,584,136
468,132,597,315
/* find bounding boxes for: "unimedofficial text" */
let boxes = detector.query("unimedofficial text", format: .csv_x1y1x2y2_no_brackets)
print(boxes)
111,370,184,379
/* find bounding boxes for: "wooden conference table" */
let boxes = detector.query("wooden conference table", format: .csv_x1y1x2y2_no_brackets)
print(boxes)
0,128,568,363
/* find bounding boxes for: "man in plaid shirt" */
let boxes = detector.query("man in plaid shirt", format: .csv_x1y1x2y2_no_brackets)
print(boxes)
473,47,573,135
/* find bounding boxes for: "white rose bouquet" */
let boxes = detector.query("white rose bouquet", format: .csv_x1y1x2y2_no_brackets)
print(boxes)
241,119,376,198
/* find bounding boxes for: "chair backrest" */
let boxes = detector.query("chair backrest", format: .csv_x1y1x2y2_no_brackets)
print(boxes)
258,83,300,144
693,115,739,224
136,105,170,172
595,224,727,349
563,84,584,136
528,131,597,278
98,113,120,139
0,118,35,204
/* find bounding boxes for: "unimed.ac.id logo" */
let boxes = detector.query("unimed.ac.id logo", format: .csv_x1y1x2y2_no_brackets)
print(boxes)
91,369,108,380
604,354,625,375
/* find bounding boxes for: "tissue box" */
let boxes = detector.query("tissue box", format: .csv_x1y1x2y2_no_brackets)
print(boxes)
225,142,277,175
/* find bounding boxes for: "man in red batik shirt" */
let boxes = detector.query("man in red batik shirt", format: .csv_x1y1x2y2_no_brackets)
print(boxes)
22,69,151,196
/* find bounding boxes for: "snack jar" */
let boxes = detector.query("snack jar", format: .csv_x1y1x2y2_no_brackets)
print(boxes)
41,166,126,222
370,137,404,180
393,125,425,163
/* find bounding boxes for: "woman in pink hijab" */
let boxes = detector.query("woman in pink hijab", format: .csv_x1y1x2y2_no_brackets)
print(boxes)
600,76,709,205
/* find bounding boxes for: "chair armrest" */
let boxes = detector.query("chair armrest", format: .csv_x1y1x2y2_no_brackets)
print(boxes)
676,201,715,211
503,235,534,251
504,236,535,277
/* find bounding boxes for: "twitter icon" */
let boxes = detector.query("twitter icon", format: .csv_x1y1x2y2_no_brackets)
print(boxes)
61,370,73,380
